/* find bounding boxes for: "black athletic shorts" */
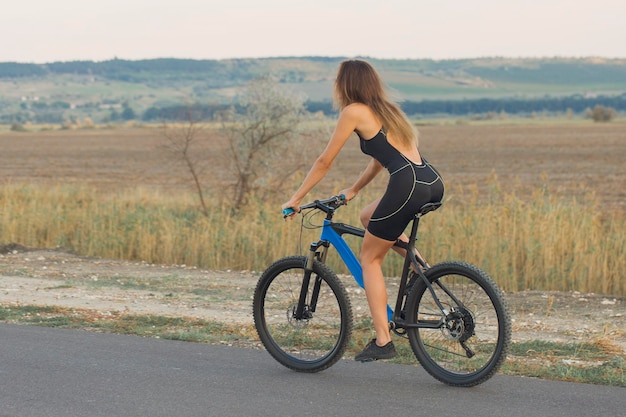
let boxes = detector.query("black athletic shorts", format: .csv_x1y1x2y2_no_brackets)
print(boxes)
367,159,444,241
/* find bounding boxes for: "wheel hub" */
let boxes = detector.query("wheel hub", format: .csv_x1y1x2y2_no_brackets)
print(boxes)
286,303,312,328
441,307,475,342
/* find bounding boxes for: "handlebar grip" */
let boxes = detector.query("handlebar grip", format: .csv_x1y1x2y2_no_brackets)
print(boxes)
282,207,296,217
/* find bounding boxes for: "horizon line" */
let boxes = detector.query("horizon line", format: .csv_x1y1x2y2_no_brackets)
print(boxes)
2,54,626,65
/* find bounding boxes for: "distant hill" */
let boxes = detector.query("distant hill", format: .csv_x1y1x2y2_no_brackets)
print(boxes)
2,57,625,124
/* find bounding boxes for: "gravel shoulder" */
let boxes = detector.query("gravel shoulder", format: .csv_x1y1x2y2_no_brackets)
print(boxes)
1,246,624,353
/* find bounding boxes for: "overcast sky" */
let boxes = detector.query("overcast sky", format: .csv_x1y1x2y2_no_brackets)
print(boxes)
2,0,624,63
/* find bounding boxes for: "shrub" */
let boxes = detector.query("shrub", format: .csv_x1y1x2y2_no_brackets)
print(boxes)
10,122,26,132
586,105,616,122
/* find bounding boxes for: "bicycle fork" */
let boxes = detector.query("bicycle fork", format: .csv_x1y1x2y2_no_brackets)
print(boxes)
293,240,329,320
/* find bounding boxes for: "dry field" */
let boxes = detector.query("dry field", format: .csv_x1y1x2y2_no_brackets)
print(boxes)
0,122,624,210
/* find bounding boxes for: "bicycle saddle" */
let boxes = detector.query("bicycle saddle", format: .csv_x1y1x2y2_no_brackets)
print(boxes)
418,202,442,216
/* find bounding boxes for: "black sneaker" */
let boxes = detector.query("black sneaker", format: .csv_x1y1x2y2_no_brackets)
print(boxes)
355,339,397,362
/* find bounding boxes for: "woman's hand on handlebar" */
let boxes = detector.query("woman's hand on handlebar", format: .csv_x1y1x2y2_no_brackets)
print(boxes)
281,199,301,219
337,188,357,204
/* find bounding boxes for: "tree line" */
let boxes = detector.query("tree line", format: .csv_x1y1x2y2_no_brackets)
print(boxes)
306,94,626,117
142,93,626,122
0,59,259,84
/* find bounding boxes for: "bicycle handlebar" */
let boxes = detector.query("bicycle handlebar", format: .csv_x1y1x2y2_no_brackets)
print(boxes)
282,195,346,218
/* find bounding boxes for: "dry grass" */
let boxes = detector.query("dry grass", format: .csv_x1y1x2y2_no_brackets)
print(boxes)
0,181,623,296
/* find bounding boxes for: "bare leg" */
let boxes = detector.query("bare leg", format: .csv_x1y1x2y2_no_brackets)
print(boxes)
360,231,395,346
359,199,429,269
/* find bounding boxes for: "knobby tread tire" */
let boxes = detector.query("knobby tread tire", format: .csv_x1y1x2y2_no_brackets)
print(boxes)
406,260,511,387
253,256,353,373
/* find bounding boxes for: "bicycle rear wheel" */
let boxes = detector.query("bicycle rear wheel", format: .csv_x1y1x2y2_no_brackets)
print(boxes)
253,256,352,373
405,261,511,386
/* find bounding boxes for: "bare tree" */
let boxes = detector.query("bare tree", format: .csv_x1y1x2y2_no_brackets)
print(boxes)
160,77,327,214
219,76,314,208
160,108,211,217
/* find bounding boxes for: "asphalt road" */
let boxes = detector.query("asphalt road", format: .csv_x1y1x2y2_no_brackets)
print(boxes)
0,324,623,417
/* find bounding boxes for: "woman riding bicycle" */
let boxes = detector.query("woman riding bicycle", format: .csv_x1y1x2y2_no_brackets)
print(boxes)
282,59,444,362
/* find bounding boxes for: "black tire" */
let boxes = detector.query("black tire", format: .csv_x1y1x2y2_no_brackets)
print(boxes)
253,256,353,372
405,261,511,386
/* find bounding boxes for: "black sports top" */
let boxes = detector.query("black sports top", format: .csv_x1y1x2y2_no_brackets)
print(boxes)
356,128,444,241
358,129,422,172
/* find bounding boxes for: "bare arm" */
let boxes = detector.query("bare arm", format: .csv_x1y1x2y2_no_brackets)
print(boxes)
282,106,361,211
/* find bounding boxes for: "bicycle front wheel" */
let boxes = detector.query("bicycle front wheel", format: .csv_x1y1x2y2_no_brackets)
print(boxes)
253,256,353,373
405,261,511,386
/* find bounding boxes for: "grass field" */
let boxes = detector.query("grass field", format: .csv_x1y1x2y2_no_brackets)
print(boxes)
0,120,624,296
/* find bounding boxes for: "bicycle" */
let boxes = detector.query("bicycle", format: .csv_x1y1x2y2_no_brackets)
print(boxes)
252,195,511,387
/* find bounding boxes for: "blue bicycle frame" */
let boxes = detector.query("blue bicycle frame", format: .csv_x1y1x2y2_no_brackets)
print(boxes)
292,196,440,325
318,219,395,320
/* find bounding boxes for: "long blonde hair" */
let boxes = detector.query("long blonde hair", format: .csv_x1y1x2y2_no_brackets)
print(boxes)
334,60,417,147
